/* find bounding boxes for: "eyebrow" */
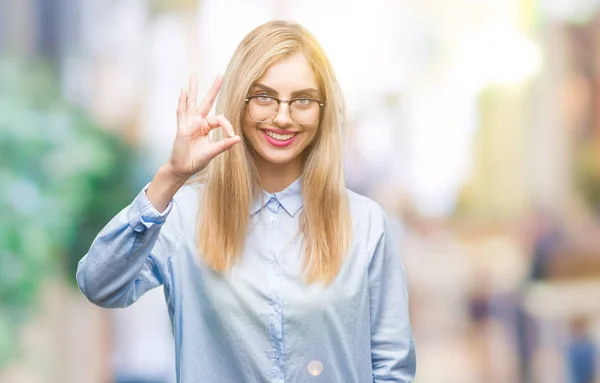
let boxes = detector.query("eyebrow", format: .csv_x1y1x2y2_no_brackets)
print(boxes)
250,83,322,98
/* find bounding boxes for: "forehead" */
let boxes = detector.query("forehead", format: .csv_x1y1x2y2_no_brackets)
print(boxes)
254,52,319,93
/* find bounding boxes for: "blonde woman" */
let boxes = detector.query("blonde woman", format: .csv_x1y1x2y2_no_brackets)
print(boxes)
77,20,416,382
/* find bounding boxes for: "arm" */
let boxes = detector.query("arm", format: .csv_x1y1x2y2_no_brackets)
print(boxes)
75,169,183,309
369,208,416,382
76,74,240,309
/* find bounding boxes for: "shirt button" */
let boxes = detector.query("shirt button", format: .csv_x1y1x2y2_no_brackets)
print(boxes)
308,361,324,376
273,351,281,359
273,303,280,312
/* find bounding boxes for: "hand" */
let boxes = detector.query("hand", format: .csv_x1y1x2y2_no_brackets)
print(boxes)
165,74,241,180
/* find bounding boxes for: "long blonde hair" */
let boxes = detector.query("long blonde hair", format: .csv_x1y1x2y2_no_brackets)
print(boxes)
196,20,352,284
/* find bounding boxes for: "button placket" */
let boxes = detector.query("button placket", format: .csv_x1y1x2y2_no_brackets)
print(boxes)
266,196,281,226
264,195,286,376
271,266,285,374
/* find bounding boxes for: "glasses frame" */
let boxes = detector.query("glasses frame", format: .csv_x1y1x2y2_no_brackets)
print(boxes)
244,94,326,125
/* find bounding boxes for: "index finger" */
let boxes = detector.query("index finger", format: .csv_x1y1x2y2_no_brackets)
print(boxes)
187,74,199,114
197,75,223,117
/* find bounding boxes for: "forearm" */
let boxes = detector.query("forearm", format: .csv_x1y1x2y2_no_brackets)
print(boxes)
76,185,175,308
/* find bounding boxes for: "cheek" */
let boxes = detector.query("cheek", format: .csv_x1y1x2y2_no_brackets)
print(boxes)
302,124,319,142
241,116,257,137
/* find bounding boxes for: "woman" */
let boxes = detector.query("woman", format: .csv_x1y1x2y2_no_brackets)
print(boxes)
77,20,416,382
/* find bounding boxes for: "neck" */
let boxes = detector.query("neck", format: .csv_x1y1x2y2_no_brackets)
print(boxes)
256,157,303,193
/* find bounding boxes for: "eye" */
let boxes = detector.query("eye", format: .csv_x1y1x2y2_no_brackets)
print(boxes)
249,92,276,104
292,98,314,109
256,93,274,103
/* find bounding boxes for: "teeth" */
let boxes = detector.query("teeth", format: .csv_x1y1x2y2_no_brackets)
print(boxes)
265,130,296,141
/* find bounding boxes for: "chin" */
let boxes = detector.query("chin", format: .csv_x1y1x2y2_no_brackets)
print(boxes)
258,148,300,165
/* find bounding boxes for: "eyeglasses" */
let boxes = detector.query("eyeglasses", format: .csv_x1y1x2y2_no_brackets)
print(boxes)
245,94,326,125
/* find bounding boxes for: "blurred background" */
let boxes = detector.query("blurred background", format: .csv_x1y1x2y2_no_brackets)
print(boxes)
2,0,600,382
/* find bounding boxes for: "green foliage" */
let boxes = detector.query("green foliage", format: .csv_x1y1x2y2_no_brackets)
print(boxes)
0,58,137,367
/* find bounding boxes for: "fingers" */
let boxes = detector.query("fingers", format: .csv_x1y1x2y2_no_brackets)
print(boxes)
192,115,236,137
177,89,188,119
197,75,223,117
205,115,235,137
207,135,242,158
180,74,221,118
187,75,198,114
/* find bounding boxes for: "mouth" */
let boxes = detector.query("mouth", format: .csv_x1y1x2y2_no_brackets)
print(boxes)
261,129,299,147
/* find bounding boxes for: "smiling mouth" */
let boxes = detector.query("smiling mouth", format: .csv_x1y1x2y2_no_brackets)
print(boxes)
264,130,298,141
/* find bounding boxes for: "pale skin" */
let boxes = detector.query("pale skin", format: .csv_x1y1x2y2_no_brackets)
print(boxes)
242,53,321,192
145,74,241,212
147,53,321,211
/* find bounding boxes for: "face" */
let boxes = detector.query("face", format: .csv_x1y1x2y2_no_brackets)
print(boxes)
242,52,322,171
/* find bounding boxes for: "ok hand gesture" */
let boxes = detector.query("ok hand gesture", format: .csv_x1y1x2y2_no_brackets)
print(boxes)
167,74,241,180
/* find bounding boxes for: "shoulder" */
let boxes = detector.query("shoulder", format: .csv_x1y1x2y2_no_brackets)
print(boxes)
346,188,387,222
174,182,204,207
346,188,389,252
163,182,204,233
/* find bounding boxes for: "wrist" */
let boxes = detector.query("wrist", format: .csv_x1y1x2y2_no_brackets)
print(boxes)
145,165,187,213
159,163,189,187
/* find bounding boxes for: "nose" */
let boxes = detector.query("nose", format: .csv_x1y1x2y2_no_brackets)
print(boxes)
272,102,293,128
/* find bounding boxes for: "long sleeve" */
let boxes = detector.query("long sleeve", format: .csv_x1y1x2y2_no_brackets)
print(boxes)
76,184,183,309
368,207,416,382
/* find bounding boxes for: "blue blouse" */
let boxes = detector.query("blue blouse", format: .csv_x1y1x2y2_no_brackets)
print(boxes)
76,177,416,382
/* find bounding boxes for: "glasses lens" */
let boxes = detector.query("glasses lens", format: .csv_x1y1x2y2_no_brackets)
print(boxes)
248,97,277,122
290,100,320,124
248,97,321,124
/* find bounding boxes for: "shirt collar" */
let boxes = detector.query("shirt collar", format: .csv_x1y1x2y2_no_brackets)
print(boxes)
250,176,303,217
